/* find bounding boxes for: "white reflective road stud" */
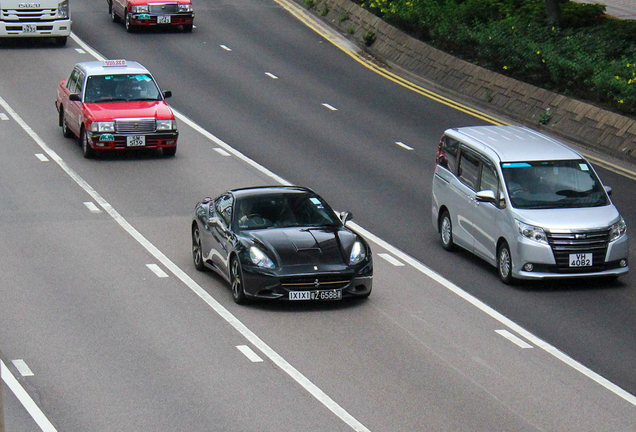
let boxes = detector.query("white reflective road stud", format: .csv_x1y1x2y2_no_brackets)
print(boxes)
0,113,8,120
265,72,279,79
322,103,338,111
395,141,414,151
220,45,232,51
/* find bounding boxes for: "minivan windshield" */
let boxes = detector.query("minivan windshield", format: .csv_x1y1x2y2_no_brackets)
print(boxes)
501,159,608,209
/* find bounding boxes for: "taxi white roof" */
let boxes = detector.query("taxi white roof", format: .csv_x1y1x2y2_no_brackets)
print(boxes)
76,60,150,76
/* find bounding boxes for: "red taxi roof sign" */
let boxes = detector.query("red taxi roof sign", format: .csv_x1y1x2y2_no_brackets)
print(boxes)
102,59,127,67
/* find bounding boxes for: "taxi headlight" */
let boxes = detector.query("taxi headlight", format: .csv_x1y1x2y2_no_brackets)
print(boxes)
249,246,275,269
91,121,115,133
57,0,69,18
516,220,548,244
178,4,193,12
132,5,149,13
609,217,627,242
349,240,366,265
156,119,176,131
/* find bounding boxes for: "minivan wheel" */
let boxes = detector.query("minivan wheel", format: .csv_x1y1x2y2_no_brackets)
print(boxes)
497,241,515,284
439,210,455,251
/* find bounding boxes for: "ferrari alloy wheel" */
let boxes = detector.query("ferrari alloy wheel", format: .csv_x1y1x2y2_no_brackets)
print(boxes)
192,227,205,271
498,241,514,285
231,258,247,304
440,210,455,251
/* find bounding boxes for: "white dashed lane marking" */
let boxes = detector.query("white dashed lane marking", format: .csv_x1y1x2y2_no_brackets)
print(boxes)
75,48,86,54
35,153,49,162
214,148,231,156
220,45,232,51
237,345,264,362
378,253,404,266
496,330,533,349
12,359,34,377
83,202,101,213
0,113,8,120
322,103,337,111
395,141,414,151
146,264,169,278
265,72,278,79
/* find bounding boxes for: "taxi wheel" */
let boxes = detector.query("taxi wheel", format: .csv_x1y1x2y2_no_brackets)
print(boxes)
110,3,120,23
162,147,177,157
125,11,134,32
231,258,248,305
60,109,74,138
81,128,96,159
183,24,193,32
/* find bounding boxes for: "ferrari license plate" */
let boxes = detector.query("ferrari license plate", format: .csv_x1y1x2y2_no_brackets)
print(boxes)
157,15,171,24
126,135,145,147
569,253,592,267
289,290,342,301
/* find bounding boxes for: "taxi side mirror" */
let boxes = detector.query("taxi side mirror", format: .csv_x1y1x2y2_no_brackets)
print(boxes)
69,94,81,102
163,91,172,99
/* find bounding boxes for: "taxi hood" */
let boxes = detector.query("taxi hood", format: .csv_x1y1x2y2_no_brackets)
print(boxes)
84,101,174,121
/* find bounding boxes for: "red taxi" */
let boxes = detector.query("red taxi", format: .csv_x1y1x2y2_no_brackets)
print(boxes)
55,60,179,158
108,0,194,32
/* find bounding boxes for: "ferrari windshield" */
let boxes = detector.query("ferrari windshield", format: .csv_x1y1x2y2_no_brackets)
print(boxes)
84,74,162,103
235,193,339,230
501,159,609,209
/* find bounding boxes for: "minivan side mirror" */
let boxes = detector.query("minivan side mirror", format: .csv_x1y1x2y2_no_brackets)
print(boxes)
475,190,497,204
340,211,354,225
604,185,612,196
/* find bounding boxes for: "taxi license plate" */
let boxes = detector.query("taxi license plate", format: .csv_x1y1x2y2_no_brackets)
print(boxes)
22,24,37,33
157,15,171,24
289,290,342,301
569,253,592,267
127,136,145,147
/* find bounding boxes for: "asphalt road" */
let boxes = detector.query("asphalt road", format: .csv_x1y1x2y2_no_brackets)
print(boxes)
1,0,636,431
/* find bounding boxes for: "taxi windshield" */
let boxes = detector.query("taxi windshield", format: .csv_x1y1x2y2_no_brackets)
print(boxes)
501,159,609,209
84,74,162,103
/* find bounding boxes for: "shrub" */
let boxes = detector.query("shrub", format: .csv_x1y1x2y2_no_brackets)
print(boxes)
304,0,314,9
363,30,376,46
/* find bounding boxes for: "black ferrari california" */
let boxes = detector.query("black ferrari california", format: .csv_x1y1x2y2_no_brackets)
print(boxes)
191,186,373,304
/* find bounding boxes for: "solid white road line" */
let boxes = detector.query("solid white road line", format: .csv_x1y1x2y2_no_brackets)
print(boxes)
12,359,35,376
83,201,101,213
496,330,533,349
35,153,49,162
322,103,338,111
265,72,279,79
214,148,231,157
237,345,264,363
1,360,57,431
220,45,232,51
395,141,414,151
146,264,169,278
378,253,404,266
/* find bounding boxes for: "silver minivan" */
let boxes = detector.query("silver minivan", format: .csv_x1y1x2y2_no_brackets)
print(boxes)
432,125,629,283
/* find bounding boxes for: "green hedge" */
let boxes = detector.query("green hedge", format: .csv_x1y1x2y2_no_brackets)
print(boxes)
350,0,636,115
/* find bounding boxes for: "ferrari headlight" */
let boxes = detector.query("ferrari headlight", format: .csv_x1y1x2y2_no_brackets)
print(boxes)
609,217,627,242
349,240,366,265
57,0,69,18
249,246,275,269
179,4,193,12
516,220,548,244
156,119,176,131
132,5,149,13
91,121,115,133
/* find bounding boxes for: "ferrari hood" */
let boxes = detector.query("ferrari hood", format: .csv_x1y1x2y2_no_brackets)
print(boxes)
247,227,356,266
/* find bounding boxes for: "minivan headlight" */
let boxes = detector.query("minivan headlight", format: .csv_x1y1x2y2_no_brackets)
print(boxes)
349,240,366,265
516,220,548,244
609,217,627,242
249,246,275,269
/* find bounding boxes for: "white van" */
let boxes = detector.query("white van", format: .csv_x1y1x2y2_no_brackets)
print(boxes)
432,126,629,283
0,0,71,46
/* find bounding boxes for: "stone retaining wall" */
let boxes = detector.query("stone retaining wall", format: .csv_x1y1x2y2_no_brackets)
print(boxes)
294,0,636,161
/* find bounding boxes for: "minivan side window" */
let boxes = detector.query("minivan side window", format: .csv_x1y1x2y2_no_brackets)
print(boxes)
479,162,498,194
457,149,480,190
436,137,460,173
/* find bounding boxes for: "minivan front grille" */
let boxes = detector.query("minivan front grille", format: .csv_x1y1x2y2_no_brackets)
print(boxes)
115,119,156,134
149,3,179,14
546,229,610,272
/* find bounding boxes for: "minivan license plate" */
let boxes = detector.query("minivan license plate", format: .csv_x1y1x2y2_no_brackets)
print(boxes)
289,290,342,301
127,136,145,147
569,253,592,267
